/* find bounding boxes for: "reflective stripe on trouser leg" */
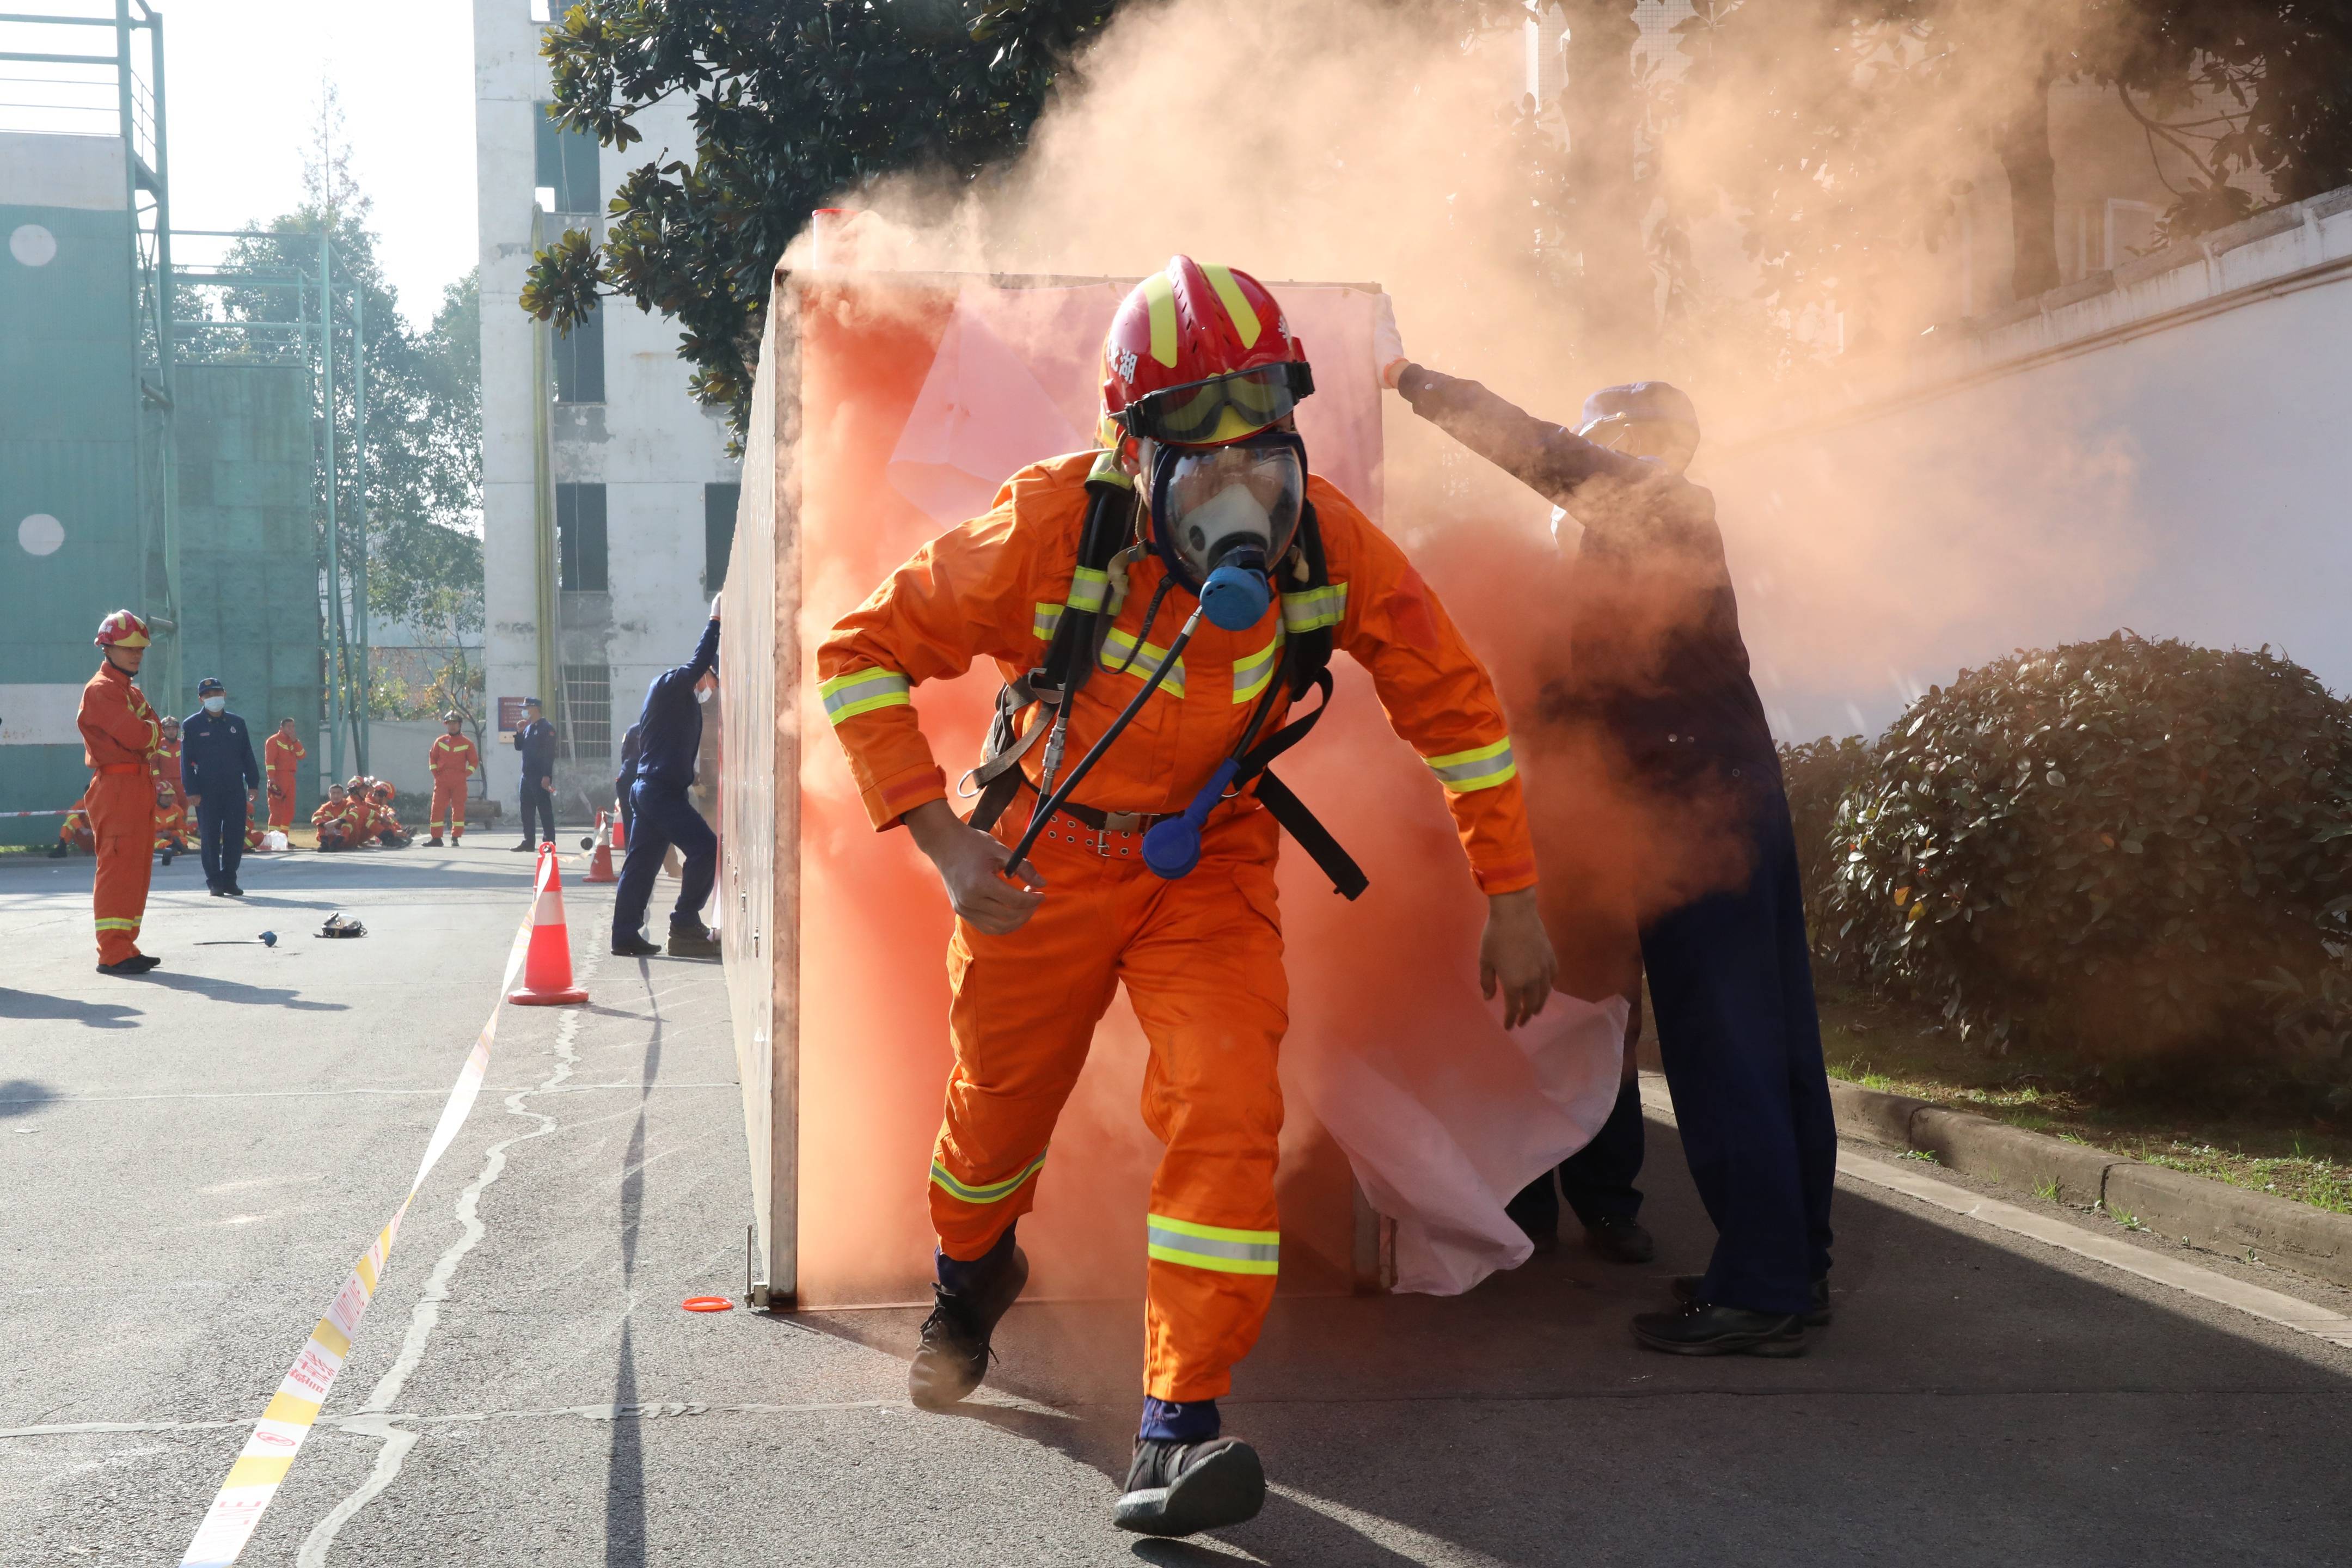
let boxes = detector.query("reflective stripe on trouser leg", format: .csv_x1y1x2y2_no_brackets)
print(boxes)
932,841,1124,1263
1119,812,1287,1402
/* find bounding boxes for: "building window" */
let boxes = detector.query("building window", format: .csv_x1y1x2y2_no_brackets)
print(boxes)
553,301,604,403
560,663,612,763
705,481,741,593
533,103,598,213
556,482,608,592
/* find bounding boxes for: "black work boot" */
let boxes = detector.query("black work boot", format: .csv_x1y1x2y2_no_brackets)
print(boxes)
1634,1302,1807,1357
1582,1217,1656,1264
666,922,721,959
612,933,660,958
1672,1273,1832,1327
1114,1437,1267,1537
908,1240,1028,1409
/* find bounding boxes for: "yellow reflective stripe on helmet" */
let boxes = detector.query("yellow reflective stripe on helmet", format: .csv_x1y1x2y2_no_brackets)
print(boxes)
1142,271,1179,368
1146,1213,1279,1276
930,1149,1048,1205
1232,631,1283,705
1280,583,1347,634
1200,264,1261,348
1100,628,1186,699
818,667,912,725
1034,602,1063,642
1066,567,1110,614
1424,737,1518,792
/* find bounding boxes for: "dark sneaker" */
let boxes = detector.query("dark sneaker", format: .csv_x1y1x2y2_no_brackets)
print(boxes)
1113,1437,1267,1537
612,934,661,957
666,925,721,959
908,1245,1029,1410
426,835,444,847
209,886,231,898
1582,1218,1656,1264
510,841,537,852
97,954,162,976
225,884,245,898
1634,1303,1807,1357
1671,1274,1832,1327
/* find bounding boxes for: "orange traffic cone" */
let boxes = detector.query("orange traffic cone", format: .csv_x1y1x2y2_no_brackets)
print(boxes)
610,807,627,853
509,844,589,1006
586,811,618,883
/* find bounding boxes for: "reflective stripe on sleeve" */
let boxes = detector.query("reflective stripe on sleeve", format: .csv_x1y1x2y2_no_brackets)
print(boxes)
1100,629,1186,699
1232,630,1283,705
1146,1214,1279,1276
930,1149,1048,1205
1424,737,1518,792
1280,583,1347,634
818,668,912,725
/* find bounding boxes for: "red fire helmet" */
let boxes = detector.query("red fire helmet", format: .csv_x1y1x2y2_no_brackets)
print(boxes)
94,609,152,650
1100,256,1313,449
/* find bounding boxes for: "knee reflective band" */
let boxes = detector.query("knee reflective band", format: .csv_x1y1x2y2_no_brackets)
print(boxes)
819,667,912,726
930,1149,1049,1205
1424,737,1517,792
1146,1215,1279,1276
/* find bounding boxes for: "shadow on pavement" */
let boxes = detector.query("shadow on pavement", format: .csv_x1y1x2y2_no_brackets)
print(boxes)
124,970,348,1012
784,1119,2352,1566
0,1078,60,1117
0,989,142,1029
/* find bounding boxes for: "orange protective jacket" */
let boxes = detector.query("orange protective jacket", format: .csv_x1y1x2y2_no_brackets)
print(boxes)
312,799,351,832
81,664,161,773
153,799,187,848
265,733,305,780
151,739,183,799
428,733,480,780
817,454,1536,893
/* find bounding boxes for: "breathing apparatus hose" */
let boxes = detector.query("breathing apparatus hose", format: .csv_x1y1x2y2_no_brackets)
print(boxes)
1000,602,1207,876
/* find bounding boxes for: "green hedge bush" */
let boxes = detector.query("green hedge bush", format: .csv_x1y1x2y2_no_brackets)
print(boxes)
1779,733,1878,943
1814,634,2352,1093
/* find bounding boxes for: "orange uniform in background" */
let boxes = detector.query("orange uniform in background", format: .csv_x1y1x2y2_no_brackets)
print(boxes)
59,789,94,854
312,796,353,850
264,731,305,829
819,454,1535,1402
152,787,187,855
426,729,479,841
78,660,162,966
151,733,185,811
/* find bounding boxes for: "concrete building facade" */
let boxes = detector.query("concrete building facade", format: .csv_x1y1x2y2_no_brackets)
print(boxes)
473,0,740,823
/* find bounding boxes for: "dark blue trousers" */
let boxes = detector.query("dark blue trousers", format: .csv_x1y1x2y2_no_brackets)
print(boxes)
612,778,717,942
1644,780,1836,1316
1508,1080,1647,1238
196,792,247,891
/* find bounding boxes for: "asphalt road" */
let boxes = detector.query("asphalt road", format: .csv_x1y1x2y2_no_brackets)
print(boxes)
5,842,2352,1566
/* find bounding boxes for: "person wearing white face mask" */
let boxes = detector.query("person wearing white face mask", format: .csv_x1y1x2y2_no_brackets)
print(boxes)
180,676,261,898
610,594,724,959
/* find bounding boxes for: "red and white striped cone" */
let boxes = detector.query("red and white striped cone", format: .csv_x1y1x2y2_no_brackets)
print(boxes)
509,843,589,1006
585,810,618,883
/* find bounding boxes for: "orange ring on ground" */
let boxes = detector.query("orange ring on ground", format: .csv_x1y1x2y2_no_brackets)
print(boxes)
681,1296,734,1313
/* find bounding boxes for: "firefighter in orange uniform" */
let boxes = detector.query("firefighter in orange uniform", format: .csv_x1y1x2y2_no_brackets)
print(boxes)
52,787,95,857
817,258,1558,1538
151,778,187,863
79,610,164,974
152,716,185,812
313,785,356,850
264,718,306,831
425,713,480,845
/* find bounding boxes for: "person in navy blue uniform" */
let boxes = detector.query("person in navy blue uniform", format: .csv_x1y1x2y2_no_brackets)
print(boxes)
181,677,261,898
510,699,558,852
611,597,722,960
614,720,643,843
1389,358,1835,1358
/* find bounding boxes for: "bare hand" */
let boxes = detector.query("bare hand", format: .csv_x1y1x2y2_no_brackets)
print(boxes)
905,799,1045,936
1480,886,1558,1028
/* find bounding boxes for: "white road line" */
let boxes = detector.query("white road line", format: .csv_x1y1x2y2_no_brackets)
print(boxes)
295,953,600,1568
1837,1148,2352,1350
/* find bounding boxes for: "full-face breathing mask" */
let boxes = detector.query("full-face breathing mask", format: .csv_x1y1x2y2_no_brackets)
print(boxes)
1142,431,1305,632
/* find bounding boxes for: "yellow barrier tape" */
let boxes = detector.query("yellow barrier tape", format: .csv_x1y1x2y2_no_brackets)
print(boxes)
177,881,540,1567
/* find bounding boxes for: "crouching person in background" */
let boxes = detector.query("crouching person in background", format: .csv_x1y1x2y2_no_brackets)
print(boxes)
313,785,357,852
612,597,722,960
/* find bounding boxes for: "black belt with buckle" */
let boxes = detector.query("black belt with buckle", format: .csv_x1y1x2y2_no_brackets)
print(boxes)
1012,779,1180,839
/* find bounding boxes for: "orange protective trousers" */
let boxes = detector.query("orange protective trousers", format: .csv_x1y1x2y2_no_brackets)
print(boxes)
266,769,298,829
934,804,1285,1404
426,779,466,838
87,768,154,965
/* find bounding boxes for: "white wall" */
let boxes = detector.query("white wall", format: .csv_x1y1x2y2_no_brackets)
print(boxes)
472,0,737,800
1705,187,2352,743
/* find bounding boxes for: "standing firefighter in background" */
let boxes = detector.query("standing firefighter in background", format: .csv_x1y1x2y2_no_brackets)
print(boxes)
818,258,1557,1538
426,713,480,846
151,716,185,813
79,610,163,975
510,698,557,852
610,597,722,959
1383,340,1837,1358
182,676,260,899
264,717,305,832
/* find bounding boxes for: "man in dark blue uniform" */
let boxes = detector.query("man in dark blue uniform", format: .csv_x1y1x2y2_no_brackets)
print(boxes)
510,698,558,852
611,597,721,959
1389,358,1835,1358
181,676,261,899
614,719,643,843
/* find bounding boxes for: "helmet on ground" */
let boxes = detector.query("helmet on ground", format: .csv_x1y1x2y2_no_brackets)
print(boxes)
1102,258,1315,630
95,609,151,650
